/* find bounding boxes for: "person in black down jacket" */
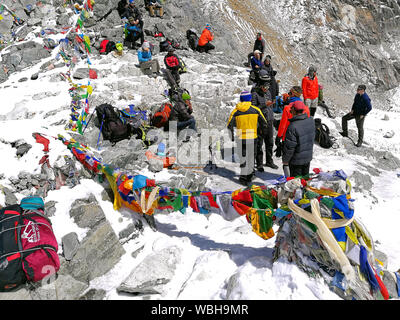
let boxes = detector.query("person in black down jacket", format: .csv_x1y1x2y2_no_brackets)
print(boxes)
282,100,315,177
251,81,278,170
340,84,372,147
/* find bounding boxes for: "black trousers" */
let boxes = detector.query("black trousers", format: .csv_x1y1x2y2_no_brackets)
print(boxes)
342,112,365,143
197,42,215,53
289,162,310,177
256,121,274,167
239,139,256,181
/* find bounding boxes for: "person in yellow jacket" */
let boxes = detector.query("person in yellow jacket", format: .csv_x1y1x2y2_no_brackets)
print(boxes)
227,91,268,186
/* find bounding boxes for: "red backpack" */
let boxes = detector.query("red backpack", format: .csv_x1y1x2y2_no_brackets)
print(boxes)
0,197,60,291
151,103,172,128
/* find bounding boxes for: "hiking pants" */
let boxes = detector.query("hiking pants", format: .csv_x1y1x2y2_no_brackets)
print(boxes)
140,60,160,75
149,5,163,17
239,139,256,181
341,112,365,143
305,98,318,116
126,31,144,46
196,42,215,53
177,118,197,132
256,121,274,166
170,68,180,84
289,162,310,177
318,102,334,118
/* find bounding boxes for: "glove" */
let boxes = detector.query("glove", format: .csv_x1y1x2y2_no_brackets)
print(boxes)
274,143,282,158
275,136,282,147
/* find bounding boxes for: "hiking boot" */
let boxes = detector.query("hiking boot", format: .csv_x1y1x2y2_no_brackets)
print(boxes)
339,132,348,138
265,161,279,169
356,141,362,147
257,166,264,172
239,177,250,186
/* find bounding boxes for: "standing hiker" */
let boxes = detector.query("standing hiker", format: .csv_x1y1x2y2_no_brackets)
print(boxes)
340,84,372,147
247,32,266,66
251,81,278,170
197,24,215,53
275,86,310,157
282,100,315,177
227,91,268,186
262,55,279,100
137,41,160,77
302,65,319,117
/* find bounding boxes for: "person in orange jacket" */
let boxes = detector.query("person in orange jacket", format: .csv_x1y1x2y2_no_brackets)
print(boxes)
196,24,215,53
275,86,310,157
301,66,319,116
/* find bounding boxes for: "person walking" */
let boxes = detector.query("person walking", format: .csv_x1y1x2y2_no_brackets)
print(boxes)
340,84,372,147
282,101,316,177
227,91,268,186
302,66,319,116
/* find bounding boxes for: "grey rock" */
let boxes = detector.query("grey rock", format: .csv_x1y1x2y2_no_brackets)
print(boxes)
118,221,143,240
30,274,89,300
78,288,107,300
69,195,105,229
0,286,32,300
44,200,57,217
16,143,32,157
117,246,182,295
61,220,125,283
62,232,80,261
2,186,18,206
73,68,99,79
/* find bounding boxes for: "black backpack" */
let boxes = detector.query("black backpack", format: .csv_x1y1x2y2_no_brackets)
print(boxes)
314,118,336,149
95,104,132,144
186,29,198,51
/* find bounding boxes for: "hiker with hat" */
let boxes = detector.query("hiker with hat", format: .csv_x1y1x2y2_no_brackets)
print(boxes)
262,55,279,99
196,24,215,53
123,0,144,39
251,80,278,170
282,100,315,177
340,84,372,147
124,15,144,48
164,46,182,86
137,41,160,77
250,50,263,71
302,65,319,117
144,0,164,18
275,86,310,158
227,90,268,186
168,91,197,140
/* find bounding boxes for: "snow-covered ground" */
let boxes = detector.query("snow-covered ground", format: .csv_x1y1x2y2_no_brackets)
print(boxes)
0,40,399,300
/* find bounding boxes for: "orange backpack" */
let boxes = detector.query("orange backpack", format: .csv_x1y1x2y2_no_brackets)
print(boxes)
151,103,172,128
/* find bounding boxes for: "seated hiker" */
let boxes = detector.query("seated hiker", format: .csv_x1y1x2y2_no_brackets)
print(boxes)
144,0,164,18
318,84,334,118
124,16,144,48
168,92,197,140
164,46,182,85
122,0,144,35
247,32,265,67
137,41,160,77
196,24,215,53
250,50,263,71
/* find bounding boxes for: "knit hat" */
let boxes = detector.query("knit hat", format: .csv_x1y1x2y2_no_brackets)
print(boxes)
357,84,366,91
291,86,302,97
205,23,211,30
142,41,150,49
240,91,252,102
182,92,191,101
292,100,306,112
129,0,134,3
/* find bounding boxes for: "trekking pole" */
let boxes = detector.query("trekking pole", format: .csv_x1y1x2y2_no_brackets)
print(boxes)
82,111,95,134
96,118,104,150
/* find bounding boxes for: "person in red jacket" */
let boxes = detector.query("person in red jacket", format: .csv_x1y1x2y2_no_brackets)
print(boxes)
164,46,182,85
301,66,319,116
196,24,215,53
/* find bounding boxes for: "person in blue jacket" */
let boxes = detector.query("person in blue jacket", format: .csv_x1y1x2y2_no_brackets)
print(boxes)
137,41,160,77
340,84,372,147
124,16,144,48
250,50,263,71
